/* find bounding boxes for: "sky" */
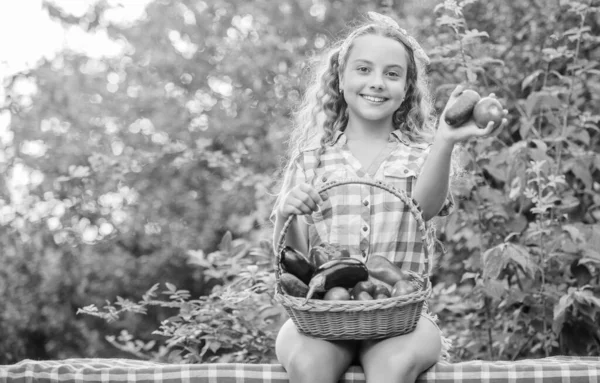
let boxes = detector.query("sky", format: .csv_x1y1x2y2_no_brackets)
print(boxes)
0,0,152,78
0,0,153,144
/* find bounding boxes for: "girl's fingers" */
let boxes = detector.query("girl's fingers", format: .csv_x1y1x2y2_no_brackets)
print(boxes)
298,183,324,206
279,203,303,219
482,121,496,136
284,206,304,217
291,193,318,213
478,118,508,137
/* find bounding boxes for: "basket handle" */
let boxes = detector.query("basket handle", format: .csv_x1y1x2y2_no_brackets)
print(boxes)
274,178,435,292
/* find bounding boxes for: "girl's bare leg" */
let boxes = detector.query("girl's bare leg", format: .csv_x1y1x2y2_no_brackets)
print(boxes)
358,315,442,383
276,319,357,383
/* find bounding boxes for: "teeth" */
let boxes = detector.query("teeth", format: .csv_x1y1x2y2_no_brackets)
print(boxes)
362,95,386,103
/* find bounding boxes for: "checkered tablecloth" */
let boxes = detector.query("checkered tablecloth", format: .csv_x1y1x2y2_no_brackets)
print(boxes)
1,356,599,383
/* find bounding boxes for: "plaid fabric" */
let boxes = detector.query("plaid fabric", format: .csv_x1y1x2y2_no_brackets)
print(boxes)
2,357,599,383
273,129,453,272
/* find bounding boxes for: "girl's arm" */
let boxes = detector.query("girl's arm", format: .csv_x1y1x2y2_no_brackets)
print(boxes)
413,85,508,221
272,211,310,256
271,155,322,254
412,137,454,221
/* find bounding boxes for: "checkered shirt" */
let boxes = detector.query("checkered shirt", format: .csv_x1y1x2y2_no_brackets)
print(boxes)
273,129,453,273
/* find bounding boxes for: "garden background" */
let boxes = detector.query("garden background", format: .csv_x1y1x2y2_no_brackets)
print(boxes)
1,0,599,365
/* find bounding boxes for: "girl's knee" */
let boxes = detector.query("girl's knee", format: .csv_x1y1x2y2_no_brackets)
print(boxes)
276,320,356,383
362,352,425,383
285,348,354,383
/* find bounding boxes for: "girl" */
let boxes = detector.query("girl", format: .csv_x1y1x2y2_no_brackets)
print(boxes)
271,11,508,383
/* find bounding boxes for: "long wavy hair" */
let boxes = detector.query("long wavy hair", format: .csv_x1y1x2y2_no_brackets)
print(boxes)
286,19,437,169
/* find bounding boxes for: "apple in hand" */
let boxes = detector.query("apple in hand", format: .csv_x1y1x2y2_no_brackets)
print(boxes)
473,96,504,130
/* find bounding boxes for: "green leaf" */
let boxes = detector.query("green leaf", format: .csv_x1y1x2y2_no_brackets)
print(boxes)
521,69,544,91
562,224,585,244
466,67,477,83
482,279,506,301
220,231,233,254
564,158,593,190
581,249,600,266
505,243,537,279
436,14,465,28
209,340,222,353
461,272,479,282
462,29,489,43
525,92,561,117
553,293,573,334
482,245,507,280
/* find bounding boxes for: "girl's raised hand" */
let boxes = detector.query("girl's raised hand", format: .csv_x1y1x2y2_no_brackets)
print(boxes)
278,183,326,219
438,85,508,145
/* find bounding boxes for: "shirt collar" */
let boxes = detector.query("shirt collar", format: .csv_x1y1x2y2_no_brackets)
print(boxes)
330,129,420,146
331,129,408,146
390,129,411,145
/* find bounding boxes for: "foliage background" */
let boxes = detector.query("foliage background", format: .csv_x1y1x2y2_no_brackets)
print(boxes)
1,0,599,364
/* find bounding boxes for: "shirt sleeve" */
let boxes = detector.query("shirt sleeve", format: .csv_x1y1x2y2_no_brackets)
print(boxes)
270,154,307,225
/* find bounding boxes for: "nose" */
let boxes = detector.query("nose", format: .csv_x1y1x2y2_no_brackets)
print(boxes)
369,73,384,90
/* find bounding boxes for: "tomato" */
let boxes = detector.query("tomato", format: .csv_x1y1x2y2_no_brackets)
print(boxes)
351,280,376,298
323,286,351,300
373,284,391,298
355,291,374,301
473,96,503,130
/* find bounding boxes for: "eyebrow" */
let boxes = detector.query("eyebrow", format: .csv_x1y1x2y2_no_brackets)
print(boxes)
351,59,404,70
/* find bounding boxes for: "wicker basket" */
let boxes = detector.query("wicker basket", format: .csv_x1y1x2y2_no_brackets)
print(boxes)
274,178,435,340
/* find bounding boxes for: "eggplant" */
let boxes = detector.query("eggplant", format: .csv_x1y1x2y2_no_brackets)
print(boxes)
304,258,368,303
280,246,315,285
444,89,481,126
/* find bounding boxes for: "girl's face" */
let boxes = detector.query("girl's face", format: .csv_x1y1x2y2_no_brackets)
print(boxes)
340,34,409,128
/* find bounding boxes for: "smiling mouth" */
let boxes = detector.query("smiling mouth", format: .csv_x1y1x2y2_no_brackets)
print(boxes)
361,94,388,103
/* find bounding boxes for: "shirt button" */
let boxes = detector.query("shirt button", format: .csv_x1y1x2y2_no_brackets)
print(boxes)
363,200,369,206
322,176,327,182
403,169,409,174
361,250,367,258
362,226,368,232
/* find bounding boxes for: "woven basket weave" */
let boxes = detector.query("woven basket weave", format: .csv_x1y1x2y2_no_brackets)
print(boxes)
274,178,434,340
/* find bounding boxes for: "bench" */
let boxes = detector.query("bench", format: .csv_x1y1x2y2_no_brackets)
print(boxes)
1,356,600,383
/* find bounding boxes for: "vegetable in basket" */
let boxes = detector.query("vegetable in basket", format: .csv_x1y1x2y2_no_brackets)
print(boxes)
280,272,309,297
366,255,414,286
308,247,329,268
351,280,376,299
373,284,391,299
303,258,369,304
316,242,350,260
391,279,417,297
323,286,351,300
355,291,375,300
280,246,315,284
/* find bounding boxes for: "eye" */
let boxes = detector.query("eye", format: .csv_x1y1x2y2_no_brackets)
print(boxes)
387,71,400,78
356,66,370,73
